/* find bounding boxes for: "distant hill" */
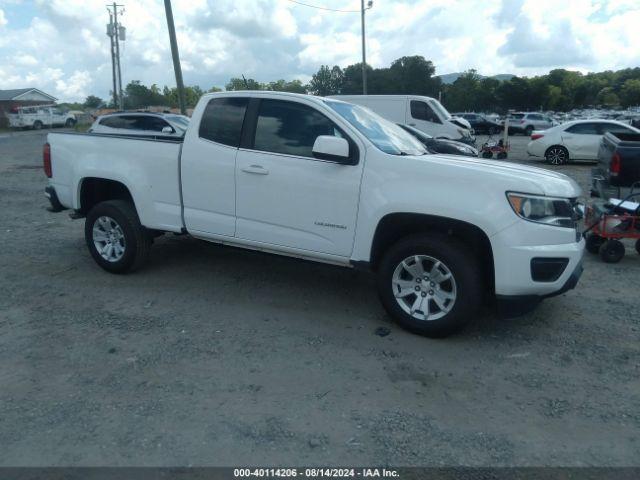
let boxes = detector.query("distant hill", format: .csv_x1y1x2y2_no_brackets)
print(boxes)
438,72,515,84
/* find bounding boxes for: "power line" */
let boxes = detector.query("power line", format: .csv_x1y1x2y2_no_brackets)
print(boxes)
283,0,360,13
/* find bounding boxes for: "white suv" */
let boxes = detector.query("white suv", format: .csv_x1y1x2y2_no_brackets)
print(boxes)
89,112,190,138
507,112,556,136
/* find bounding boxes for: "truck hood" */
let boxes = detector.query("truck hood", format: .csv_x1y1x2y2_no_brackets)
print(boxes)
417,154,582,198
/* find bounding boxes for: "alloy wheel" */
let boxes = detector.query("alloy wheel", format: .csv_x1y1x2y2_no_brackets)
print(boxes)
391,255,457,321
547,148,567,165
92,215,126,262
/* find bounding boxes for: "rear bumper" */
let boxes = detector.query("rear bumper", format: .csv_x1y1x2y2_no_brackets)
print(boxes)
44,186,66,212
496,259,583,317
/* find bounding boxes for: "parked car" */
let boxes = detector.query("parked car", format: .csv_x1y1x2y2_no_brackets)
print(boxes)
397,124,478,157
506,112,555,136
591,130,640,198
88,112,190,137
330,95,475,144
527,120,640,165
453,113,503,135
44,92,584,338
8,105,76,129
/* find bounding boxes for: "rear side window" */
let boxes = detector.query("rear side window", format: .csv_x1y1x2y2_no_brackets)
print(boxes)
253,99,342,158
528,114,543,121
137,116,171,132
199,97,249,147
100,116,125,128
410,101,441,124
600,123,632,135
566,123,600,135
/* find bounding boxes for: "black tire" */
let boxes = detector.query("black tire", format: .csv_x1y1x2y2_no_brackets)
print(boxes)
481,151,493,159
33,121,43,130
85,200,151,273
599,239,625,263
585,233,605,254
496,152,507,160
545,145,569,165
65,118,76,127
376,234,483,338
524,125,534,137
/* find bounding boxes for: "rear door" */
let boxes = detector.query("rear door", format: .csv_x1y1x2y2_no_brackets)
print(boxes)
561,122,601,159
181,97,249,237
235,98,363,257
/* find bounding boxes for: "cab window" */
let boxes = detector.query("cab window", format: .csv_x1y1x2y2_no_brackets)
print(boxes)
253,99,344,158
410,101,442,124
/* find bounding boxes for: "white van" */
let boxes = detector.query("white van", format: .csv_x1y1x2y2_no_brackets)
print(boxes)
331,95,474,143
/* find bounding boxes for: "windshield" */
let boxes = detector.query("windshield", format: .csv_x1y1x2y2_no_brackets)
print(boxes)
428,100,451,120
166,115,190,131
325,100,426,156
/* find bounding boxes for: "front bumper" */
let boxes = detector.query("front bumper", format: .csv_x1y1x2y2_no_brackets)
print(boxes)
496,259,583,317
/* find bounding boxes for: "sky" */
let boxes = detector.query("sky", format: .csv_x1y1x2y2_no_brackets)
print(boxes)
0,0,639,102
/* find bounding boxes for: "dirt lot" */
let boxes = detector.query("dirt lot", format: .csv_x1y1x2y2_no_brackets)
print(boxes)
0,129,638,466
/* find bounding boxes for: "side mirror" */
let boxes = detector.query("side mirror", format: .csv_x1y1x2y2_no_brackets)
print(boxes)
312,135,353,164
162,126,174,134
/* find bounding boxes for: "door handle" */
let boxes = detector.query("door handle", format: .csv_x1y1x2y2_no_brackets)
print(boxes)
241,165,269,175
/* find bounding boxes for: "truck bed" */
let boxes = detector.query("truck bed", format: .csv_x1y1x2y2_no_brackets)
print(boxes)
47,132,185,232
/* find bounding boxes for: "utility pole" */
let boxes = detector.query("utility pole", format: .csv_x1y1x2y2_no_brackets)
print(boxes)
360,0,367,95
164,0,186,115
108,11,118,108
113,3,124,110
360,1,373,95
106,3,125,109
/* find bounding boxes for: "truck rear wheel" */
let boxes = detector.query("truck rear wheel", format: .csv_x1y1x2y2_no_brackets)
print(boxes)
376,234,483,338
85,200,151,273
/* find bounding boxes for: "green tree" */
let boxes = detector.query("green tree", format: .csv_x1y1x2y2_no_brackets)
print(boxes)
266,79,307,93
225,77,264,91
620,79,640,107
387,55,441,96
308,65,344,96
596,87,620,107
83,95,103,109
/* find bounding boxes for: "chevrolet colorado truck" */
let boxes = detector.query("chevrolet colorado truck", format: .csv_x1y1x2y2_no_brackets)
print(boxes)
44,91,584,337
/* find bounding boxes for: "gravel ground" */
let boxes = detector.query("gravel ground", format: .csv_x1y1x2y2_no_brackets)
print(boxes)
0,129,639,466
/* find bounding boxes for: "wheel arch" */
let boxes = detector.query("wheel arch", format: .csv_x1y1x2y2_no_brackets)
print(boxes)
369,212,495,293
78,177,136,215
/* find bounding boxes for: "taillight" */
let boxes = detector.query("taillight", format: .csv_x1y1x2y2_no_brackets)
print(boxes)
43,142,52,178
10,106,19,113
520,119,525,124
610,152,621,177
531,133,544,140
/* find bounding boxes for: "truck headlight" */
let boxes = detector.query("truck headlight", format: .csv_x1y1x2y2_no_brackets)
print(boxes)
507,192,576,228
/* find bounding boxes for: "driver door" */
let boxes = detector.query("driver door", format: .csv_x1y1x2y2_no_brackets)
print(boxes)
235,98,363,257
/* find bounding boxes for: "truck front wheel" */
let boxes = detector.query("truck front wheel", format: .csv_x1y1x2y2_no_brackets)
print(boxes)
85,200,151,273
376,234,483,338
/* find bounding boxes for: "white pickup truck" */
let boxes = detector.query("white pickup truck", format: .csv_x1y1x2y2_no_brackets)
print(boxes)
44,91,584,337
9,105,76,129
